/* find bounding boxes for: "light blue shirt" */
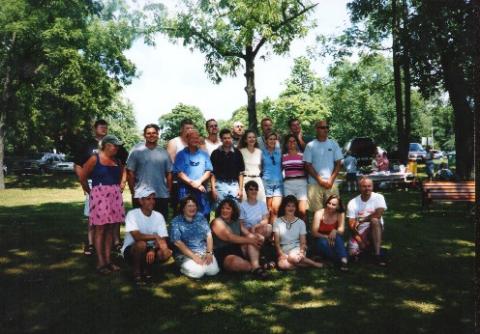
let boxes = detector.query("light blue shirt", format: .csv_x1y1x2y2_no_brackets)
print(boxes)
173,147,212,180
261,148,283,181
303,138,343,184
170,213,211,255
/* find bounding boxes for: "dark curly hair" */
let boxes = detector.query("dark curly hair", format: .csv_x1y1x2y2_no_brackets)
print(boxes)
278,195,299,217
215,198,240,221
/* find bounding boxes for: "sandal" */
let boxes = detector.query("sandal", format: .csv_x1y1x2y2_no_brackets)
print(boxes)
106,263,120,272
113,243,122,254
339,263,349,272
375,255,387,267
263,261,276,270
252,267,268,280
84,244,95,256
96,265,111,275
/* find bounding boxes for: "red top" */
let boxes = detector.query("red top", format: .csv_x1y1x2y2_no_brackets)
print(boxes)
318,218,338,234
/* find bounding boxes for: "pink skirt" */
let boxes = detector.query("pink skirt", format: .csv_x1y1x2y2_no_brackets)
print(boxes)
89,184,125,226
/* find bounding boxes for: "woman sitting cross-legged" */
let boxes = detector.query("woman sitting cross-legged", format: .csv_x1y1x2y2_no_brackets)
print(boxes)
273,195,324,270
311,194,349,271
211,198,267,278
170,195,219,279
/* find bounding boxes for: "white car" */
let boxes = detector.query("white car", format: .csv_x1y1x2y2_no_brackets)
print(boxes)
49,161,75,173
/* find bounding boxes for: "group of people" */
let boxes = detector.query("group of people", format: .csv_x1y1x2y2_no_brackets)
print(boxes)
74,117,388,284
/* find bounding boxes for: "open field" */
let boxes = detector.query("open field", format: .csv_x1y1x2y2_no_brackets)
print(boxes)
0,174,474,334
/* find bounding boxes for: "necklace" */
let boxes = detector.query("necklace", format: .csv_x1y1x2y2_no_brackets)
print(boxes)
281,216,298,230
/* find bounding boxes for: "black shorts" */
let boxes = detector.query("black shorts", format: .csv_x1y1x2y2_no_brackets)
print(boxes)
214,244,244,269
123,245,135,265
346,173,357,182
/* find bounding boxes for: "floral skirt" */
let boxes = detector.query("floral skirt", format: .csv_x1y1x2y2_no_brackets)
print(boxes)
89,184,125,226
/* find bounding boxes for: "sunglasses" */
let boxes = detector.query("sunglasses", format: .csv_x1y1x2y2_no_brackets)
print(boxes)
270,155,276,165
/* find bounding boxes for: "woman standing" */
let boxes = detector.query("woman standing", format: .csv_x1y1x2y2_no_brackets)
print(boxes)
282,134,308,222
262,132,283,224
238,130,266,203
80,135,126,274
170,196,219,279
311,195,348,271
274,195,323,270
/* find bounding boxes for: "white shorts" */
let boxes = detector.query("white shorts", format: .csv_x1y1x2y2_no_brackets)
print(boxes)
283,178,308,201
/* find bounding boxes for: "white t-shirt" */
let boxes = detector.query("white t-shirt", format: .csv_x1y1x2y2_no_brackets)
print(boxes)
205,138,221,156
347,192,387,225
303,138,343,184
240,147,262,176
273,218,307,252
239,200,268,229
121,208,168,255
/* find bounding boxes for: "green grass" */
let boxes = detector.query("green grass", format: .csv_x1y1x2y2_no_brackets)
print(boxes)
0,174,474,333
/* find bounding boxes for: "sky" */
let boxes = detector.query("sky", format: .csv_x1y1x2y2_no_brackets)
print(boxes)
122,0,351,129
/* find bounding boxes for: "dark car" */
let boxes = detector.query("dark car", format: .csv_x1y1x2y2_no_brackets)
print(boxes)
13,153,64,174
344,137,377,168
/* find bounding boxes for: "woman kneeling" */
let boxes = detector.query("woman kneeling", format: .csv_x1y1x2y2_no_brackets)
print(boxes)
211,199,266,278
170,196,219,279
274,195,323,270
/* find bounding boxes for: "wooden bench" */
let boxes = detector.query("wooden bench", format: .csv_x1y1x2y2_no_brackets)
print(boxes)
421,181,475,209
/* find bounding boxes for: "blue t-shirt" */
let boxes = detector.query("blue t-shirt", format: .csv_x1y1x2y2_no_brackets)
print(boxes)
170,213,211,255
261,148,283,181
173,147,213,181
303,138,343,184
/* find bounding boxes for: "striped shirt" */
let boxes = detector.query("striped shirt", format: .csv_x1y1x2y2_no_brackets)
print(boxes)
282,153,306,179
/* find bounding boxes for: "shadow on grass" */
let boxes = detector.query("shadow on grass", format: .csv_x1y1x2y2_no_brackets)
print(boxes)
5,174,78,189
0,194,474,334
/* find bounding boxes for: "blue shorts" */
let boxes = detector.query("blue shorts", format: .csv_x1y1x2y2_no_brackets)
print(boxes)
263,179,283,197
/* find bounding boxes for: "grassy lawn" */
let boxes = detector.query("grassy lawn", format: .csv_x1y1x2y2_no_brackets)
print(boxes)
0,174,474,334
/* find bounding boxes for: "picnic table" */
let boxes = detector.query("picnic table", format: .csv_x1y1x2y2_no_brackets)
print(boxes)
357,171,415,189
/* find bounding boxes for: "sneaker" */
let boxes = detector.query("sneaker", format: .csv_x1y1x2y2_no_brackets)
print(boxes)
83,244,95,256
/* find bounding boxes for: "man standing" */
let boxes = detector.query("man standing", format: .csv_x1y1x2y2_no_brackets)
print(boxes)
121,186,173,285
232,121,245,148
127,124,172,220
347,177,387,266
257,117,280,151
210,129,245,206
74,119,128,255
303,120,343,212
204,119,221,155
166,119,195,162
173,129,213,218
288,118,313,152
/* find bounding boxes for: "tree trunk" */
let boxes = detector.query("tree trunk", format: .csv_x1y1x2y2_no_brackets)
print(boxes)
402,0,411,145
244,45,257,132
392,0,407,163
440,51,474,179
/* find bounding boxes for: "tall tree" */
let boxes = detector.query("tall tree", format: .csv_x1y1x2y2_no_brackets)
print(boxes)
0,0,140,189
158,103,206,142
159,0,316,131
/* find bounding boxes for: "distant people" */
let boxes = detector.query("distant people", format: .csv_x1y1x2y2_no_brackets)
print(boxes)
282,134,308,222
173,129,212,218
343,151,358,192
304,120,343,212
239,181,272,241
204,119,221,155
232,121,245,148
211,198,266,278
121,187,172,285
311,195,348,271
126,124,172,219
375,151,389,172
347,177,388,267
273,195,323,270
425,146,434,180
210,129,245,206
435,162,454,181
80,135,126,274
257,117,280,150
74,119,127,256
287,118,313,152
262,132,283,224
238,130,266,203
170,196,219,279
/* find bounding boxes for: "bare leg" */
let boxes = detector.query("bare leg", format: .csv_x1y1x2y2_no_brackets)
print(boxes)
87,224,95,245
269,196,282,224
278,257,297,270
104,224,113,265
243,243,261,269
94,225,106,268
223,255,252,272
370,218,382,255
113,223,121,245
300,257,324,268
132,241,147,275
298,200,308,223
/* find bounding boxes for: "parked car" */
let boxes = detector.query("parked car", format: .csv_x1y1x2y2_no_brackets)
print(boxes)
343,137,378,168
431,149,444,159
13,152,65,174
408,143,427,162
48,160,75,173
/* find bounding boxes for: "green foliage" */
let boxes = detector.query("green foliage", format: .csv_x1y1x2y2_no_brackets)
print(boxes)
158,103,207,141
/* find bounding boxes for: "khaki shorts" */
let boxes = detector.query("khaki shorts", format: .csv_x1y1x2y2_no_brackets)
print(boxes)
307,183,339,212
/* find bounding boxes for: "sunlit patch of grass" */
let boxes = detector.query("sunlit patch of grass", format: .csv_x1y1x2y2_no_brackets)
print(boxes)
8,249,32,257
402,300,440,314
392,279,435,292
152,287,172,298
270,325,286,333
0,256,11,264
49,257,81,270
4,267,24,275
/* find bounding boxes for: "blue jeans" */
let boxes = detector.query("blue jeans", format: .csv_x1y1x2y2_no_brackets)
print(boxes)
214,181,240,208
315,234,348,261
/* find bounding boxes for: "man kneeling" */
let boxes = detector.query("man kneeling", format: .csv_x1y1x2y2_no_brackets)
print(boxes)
122,186,172,285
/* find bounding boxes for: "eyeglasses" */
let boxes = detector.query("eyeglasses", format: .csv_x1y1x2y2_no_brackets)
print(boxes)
189,160,200,166
317,126,329,130
235,125,243,128
208,124,218,128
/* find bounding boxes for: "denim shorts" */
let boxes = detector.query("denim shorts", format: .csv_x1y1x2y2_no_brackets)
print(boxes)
263,179,283,197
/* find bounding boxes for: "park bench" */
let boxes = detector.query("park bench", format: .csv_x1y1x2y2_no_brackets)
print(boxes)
421,180,475,209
